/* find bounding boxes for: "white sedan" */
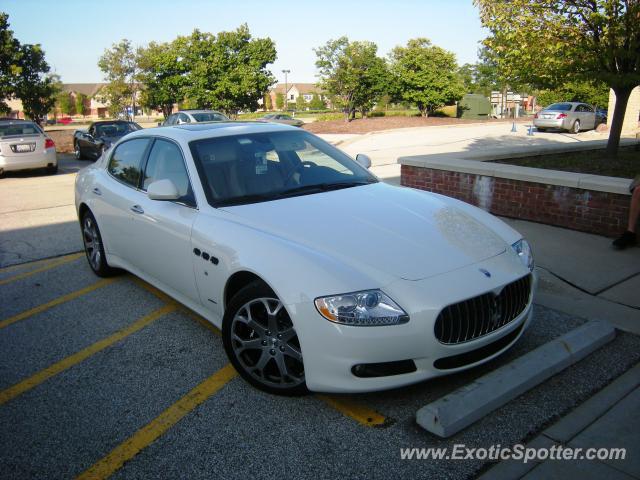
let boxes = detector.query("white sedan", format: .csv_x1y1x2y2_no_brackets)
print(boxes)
75,122,536,395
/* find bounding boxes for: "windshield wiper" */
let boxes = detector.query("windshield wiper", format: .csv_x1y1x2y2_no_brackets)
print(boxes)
276,180,377,198
215,180,377,207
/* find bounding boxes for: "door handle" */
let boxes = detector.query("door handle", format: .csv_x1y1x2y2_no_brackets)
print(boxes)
130,205,144,214
92,187,102,196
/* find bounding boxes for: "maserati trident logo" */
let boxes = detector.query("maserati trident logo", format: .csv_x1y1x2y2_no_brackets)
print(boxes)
479,268,491,278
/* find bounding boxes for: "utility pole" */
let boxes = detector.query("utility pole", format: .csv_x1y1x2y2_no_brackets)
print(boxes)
282,69,290,111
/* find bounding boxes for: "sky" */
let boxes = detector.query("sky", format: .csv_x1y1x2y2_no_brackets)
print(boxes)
2,0,486,85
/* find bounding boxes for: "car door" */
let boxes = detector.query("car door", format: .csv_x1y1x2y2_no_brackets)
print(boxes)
581,104,596,129
91,138,151,261
78,125,95,156
126,137,200,302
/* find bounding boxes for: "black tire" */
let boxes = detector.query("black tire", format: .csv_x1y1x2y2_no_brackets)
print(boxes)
536,127,546,132
74,142,85,160
222,280,307,396
81,210,119,277
570,120,580,134
46,164,58,175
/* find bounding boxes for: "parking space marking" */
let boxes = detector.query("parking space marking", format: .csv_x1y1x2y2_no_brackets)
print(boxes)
0,253,84,286
75,363,238,480
0,278,118,330
131,277,221,337
0,304,176,406
317,395,387,427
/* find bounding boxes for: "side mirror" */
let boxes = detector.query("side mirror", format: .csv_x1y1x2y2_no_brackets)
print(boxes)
355,153,372,169
147,179,180,201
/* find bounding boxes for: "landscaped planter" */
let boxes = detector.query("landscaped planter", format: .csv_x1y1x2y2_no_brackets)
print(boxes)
399,157,632,237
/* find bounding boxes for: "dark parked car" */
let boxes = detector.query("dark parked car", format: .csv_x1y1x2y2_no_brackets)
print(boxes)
73,121,142,160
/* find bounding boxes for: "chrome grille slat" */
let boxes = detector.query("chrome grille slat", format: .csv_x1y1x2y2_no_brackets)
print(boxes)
434,275,532,344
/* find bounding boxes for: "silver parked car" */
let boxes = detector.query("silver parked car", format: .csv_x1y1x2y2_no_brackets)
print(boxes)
0,119,57,176
161,110,229,126
260,113,304,127
533,102,596,133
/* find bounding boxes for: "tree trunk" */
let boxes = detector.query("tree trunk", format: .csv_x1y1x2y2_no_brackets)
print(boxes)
606,86,633,157
343,109,350,122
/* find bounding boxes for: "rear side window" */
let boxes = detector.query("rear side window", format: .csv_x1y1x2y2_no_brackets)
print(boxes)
108,138,150,187
143,139,195,206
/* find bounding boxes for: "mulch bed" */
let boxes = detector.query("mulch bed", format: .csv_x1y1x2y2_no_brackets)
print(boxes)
47,130,75,154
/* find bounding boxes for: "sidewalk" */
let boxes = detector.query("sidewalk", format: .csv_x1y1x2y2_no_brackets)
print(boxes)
478,218,640,479
480,364,640,479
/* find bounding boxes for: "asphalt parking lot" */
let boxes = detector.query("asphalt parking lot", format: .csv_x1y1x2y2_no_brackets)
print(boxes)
2,250,640,479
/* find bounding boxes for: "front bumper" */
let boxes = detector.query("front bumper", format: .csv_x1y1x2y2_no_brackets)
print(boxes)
0,148,56,172
290,250,536,393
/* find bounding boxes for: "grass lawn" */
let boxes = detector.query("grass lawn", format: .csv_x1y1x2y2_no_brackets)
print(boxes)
492,146,640,179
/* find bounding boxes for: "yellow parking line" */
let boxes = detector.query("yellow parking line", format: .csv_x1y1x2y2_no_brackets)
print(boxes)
0,252,80,273
0,304,176,406
0,277,118,330
131,277,221,337
317,395,387,427
0,253,84,286
75,363,237,480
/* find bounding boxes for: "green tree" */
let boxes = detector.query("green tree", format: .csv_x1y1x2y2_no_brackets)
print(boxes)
275,92,284,110
263,92,272,111
137,39,187,118
295,93,307,111
537,80,610,108
315,37,389,121
57,92,72,115
0,13,21,114
14,44,59,124
180,24,276,116
389,38,465,117
309,93,325,110
75,93,87,117
98,39,138,119
475,0,640,154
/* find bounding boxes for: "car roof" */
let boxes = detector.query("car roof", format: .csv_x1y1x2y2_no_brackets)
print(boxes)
92,120,136,126
0,118,34,124
124,121,297,143
179,110,225,114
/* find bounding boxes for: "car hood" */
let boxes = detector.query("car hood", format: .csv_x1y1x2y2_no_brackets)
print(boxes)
221,183,507,281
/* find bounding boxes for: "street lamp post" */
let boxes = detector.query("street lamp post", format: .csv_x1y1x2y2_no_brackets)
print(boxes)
282,69,290,111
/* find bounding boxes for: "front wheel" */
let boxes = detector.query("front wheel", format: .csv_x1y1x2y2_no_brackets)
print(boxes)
222,281,307,396
536,127,546,132
570,120,580,134
74,142,84,160
81,210,118,277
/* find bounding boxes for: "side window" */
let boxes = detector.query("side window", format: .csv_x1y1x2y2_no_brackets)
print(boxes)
88,125,95,136
178,113,190,124
583,105,593,112
108,138,149,187
143,139,194,205
166,115,176,126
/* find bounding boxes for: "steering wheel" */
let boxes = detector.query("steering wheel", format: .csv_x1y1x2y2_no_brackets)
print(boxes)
283,161,317,186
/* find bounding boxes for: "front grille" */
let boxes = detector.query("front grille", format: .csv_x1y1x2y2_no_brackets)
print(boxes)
434,274,531,345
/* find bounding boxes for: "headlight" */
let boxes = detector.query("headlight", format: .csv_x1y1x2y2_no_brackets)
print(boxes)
512,239,534,271
314,290,409,326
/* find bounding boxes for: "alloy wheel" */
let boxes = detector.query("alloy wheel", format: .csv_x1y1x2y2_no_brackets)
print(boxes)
82,215,102,271
230,297,304,389
74,143,82,160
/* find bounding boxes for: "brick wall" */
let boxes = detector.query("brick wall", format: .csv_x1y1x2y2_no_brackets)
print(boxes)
401,165,631,237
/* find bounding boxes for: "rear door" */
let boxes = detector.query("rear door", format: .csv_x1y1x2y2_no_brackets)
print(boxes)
91,138,151,260
581,104,596,129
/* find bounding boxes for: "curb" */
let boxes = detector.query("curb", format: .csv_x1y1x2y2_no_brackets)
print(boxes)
416,320,616,438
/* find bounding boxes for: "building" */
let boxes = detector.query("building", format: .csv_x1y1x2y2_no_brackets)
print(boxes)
265,83,324,110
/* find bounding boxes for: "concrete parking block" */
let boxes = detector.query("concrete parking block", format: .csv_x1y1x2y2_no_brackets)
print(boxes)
416,320,616,438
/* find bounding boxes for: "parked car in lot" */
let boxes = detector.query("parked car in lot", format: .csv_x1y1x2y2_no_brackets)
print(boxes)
74,120,142,160
75,122,536,395
533,102,596,133
161,110,229,126
0,119,57,176
260,113,304,127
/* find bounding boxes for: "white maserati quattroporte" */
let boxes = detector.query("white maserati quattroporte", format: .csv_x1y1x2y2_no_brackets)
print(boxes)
75,122,536,395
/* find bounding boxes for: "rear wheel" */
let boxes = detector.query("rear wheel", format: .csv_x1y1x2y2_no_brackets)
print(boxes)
570,120,580,134
536,127,546,132
46,164,58,175
81,210,118,277
223,281,307,396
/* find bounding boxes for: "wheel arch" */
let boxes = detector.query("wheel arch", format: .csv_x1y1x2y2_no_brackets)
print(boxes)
78,202,90,223
224,270,273,312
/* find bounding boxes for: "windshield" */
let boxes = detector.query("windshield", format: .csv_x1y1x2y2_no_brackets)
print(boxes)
545,103,572,111
0,122,42,137
95,122,141,137
190,130,377,207
191,112,229,122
